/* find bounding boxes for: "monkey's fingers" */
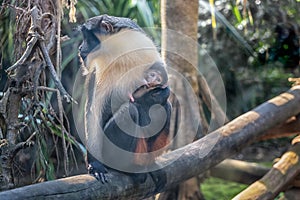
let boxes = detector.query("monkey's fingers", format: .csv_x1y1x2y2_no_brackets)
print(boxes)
90,171,109,183
94,172,108,183
88,162,108,183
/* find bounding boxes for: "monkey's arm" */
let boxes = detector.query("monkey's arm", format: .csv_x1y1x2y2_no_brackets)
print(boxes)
103,103,140,153
87,102,139,181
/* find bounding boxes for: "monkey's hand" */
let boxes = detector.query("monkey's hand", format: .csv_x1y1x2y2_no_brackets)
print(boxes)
88,161,108,183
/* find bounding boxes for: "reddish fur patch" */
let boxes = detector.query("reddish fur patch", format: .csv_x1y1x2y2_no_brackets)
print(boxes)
135,138,147,153
134,132,170,165
134,138,152,165
150,131,169,152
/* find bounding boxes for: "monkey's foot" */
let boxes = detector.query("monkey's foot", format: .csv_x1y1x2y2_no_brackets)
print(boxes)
88,161,108,183
149,169,167,193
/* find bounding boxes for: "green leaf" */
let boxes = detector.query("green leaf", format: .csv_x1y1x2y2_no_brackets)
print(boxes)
136,0,154,27
46,160,55,180
233,5,242,23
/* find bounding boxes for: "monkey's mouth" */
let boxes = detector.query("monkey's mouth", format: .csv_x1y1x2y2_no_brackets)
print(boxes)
132,83,168,99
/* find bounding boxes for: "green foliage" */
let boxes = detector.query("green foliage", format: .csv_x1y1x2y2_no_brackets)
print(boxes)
75,0,160,27
201,177,247,200
37,132,55,181
232,4,242,23
199,0,299,118
234,64,293,109
202,177,285,199
0,0,16,90
0,1,15,65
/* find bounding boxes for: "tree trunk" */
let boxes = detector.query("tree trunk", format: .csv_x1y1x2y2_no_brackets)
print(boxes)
161,0,206,199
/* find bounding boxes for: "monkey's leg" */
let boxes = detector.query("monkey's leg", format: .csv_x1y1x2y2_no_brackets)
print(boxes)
146,121,171,193
85,102,147,184
104,102,154,184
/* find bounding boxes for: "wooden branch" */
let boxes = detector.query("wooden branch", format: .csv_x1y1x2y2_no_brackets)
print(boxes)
198,74,228,129
6,6,39,73
210,159,270,185
39,39,74,104
1,86,300,199
6,6,75,104
5,36,38,73
259,115,300,140
233,141,300,200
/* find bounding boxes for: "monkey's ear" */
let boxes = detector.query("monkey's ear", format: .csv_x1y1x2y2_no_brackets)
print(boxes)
100,21,114,33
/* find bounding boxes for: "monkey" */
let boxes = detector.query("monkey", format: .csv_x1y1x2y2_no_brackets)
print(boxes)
78,15,171,191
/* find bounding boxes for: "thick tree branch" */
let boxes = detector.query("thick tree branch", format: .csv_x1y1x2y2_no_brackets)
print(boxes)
1,86,300,199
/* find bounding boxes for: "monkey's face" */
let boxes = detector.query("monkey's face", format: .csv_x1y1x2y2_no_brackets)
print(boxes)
79,15,143,62
133,62,169,99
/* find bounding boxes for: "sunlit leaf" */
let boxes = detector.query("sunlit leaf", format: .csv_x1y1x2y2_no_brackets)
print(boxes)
233,5,242,23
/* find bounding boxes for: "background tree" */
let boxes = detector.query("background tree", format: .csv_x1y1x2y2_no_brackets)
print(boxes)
160,0,206,199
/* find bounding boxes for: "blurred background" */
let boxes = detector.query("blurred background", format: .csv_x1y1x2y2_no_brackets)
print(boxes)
0,0,299,199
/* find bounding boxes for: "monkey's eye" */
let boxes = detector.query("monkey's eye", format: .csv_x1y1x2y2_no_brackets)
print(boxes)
149,72,156,77
149,72,161,82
